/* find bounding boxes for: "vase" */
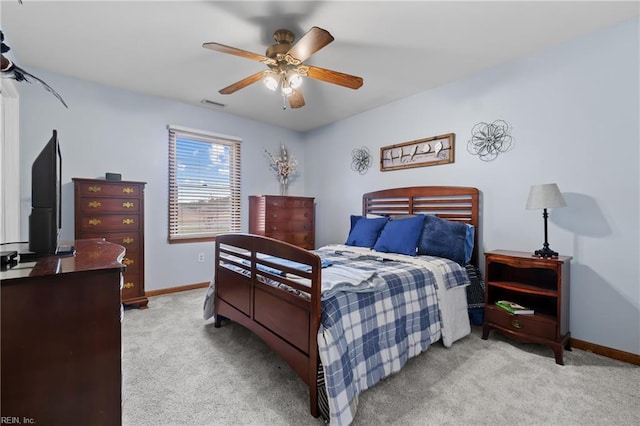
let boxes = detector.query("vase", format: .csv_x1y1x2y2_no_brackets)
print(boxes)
279,177,288,196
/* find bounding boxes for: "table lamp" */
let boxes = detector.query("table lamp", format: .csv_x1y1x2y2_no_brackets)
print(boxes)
526,183,566,258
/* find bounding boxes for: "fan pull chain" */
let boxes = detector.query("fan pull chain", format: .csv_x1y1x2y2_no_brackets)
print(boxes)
282,93,287,110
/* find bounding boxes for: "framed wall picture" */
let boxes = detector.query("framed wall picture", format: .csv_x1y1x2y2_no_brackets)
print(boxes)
380,133,455,171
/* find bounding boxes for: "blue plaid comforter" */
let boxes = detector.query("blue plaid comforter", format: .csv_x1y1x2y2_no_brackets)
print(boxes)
315,245,470,425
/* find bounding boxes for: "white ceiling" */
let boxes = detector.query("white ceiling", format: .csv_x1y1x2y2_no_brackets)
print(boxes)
2,1,638,132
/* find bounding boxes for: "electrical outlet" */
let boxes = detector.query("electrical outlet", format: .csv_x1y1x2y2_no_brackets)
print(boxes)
198,252,205,263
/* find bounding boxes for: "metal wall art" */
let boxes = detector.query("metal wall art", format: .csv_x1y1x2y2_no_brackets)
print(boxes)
380,133,455,172
467,120,513,161
351,146,372,174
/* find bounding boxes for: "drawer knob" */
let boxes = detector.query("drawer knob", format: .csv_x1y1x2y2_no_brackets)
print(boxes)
123,218,135,225
123,187,134,194
272,226,278,231
511,319,523,329
88,218,101,226
88,201,102,208
122,202,135,208
122,237,134,244
123,282,135,289
123,258,134,266
88,185,101,193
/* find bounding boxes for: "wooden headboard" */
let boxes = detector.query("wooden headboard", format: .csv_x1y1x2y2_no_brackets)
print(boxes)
362,186,480,265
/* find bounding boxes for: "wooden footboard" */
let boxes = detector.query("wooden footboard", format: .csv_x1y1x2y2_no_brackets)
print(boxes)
213,233,322,417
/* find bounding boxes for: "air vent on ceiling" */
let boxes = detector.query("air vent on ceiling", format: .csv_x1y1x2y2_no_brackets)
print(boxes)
200,99,226,108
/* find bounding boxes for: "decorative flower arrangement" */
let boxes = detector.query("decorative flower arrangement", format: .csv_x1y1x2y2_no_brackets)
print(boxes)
265,145,297,195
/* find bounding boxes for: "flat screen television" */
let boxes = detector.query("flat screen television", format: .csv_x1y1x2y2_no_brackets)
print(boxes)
28,130,62,255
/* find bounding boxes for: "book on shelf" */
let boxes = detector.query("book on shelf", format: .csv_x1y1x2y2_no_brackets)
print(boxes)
495,300,534,315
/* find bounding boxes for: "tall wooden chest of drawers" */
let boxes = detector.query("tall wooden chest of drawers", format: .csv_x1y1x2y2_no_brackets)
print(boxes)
73,178,148,308
249,195,315,249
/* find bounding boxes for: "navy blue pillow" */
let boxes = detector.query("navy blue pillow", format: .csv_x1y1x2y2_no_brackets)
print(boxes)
418,215,467,265
349,215,363,234
464,224,475,264
345,217,389,248
374,215,425,256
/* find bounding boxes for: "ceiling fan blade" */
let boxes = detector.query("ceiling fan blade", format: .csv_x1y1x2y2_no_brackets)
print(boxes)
304,65,363,90
288,89,305,109
203,42,276,65
285,26,334,65
219,71,266,95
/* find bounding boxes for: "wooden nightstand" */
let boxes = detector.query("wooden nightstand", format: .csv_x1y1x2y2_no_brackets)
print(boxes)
481,250,572,365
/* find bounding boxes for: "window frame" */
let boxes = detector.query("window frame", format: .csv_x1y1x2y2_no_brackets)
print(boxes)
167,125,241,244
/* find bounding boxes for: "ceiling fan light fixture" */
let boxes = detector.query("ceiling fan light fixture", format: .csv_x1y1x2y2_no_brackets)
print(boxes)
288,71,303,89
263,74,279,91
281,79,293,96
204,26,363,108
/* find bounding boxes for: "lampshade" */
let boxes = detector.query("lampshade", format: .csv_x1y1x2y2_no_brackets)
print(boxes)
526,183,567,210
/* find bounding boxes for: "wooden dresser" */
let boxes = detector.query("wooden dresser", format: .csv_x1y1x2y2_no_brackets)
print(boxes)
1,239,125,426
249,195,315,249
73,177,148,308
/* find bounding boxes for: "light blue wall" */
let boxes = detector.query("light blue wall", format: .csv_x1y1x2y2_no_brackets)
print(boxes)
16,18,639,355
18,73,305,290
304,18,639,355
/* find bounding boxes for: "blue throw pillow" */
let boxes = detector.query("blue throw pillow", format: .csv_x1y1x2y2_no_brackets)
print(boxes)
464,224,475,264
345,217,389,248
374,215,425,256
349,215,363,233
418,215,467,265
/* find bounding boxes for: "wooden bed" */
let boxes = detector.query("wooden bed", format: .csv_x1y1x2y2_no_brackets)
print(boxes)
211,186,480,418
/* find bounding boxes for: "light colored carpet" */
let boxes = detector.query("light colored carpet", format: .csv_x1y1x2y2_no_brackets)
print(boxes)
122,288,639,425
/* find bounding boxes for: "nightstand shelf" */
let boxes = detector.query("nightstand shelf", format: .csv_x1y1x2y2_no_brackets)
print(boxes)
482,250,572,365
488,281,558,297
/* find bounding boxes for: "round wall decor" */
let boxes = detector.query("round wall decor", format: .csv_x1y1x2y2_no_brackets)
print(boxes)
351,146,371,174
467,120,513,161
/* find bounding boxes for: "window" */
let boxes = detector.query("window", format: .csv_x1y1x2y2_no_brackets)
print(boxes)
168,125,241,243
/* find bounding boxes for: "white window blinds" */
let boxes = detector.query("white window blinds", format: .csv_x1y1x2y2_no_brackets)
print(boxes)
168,125,241,242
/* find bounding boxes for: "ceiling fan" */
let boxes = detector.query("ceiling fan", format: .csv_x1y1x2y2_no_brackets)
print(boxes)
202,26,363,109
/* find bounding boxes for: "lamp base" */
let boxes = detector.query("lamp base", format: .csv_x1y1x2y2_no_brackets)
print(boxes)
533,246,559,258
